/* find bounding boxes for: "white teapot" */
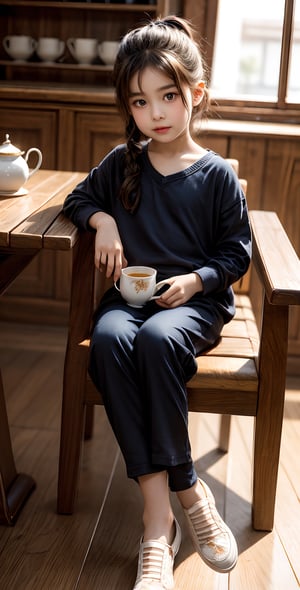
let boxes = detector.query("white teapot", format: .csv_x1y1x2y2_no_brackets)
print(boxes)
0,134,42,194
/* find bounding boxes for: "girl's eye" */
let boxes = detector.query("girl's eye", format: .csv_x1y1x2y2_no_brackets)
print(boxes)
164,92,177,101
133,98,146,108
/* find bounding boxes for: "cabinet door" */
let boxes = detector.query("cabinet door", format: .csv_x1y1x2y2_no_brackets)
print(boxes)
0,108,58,169
0,107,63,324
74,109,124,171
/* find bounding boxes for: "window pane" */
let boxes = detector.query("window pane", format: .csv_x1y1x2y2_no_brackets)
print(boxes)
287,0,300,102
211,0,285,101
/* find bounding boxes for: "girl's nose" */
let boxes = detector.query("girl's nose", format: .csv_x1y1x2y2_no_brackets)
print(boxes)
151,104,165,120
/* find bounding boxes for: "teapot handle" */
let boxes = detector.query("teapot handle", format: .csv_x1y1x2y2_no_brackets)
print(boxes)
25,148,43,177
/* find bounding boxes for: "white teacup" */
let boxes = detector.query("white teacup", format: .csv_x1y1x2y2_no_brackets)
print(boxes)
114,266,170,308
37,37,65,62
98,41,120,65
67,37,98,64
3,35,37,61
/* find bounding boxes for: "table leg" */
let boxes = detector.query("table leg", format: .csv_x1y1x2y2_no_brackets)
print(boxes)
57,232,95,514
0,371,35,525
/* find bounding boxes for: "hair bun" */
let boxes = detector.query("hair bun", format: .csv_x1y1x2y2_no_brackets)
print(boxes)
155,16,194,40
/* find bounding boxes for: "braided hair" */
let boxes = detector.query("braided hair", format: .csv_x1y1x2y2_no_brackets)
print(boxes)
113,16,209,213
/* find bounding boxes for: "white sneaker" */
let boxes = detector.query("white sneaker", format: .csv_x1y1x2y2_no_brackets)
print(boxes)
184,479,238,573
133,518,181,590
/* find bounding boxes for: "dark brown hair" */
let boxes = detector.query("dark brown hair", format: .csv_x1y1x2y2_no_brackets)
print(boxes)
113,15,209,213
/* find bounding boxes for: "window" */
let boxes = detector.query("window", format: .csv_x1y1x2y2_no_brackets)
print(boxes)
210,0,300,108
288,0,300,101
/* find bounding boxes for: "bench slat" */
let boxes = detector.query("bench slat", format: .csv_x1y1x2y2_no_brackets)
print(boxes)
189,356,258,390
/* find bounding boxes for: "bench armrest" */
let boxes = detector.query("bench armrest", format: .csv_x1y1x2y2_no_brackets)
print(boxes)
249,210,300,306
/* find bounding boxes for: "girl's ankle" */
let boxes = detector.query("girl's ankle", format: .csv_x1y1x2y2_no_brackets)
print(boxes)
142,512,175,544
176,479,205,509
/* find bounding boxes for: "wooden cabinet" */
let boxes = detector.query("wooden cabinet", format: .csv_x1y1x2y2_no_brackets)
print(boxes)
0,1,175,87
0,106,58,168
0,93,124,171
0,96,126,327
0,0,181,168
73,108,124,170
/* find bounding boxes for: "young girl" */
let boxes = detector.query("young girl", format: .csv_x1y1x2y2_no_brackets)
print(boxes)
64,15,251,590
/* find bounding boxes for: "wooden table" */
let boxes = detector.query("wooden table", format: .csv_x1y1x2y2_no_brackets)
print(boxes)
0,169,85,525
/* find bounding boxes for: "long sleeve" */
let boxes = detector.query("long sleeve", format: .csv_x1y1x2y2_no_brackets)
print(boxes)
63,145,251,322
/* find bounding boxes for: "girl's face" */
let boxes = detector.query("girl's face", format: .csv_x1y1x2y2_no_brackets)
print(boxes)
128,66,203,145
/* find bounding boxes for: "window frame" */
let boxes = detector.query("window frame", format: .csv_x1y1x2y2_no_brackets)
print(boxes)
192,0,300,124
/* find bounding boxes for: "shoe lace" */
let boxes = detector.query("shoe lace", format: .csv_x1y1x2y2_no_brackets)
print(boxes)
189,499,227,549
140,542,172,582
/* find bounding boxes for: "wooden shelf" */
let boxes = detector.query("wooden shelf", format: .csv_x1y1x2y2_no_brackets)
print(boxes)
0,60,113,71
0,81,116,105
0,1,157,10
0,0,177,86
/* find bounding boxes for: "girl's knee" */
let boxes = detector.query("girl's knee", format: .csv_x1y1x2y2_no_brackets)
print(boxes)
135,322,173,357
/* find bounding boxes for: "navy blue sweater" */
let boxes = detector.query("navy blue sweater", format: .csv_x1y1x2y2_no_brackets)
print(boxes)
63,145,252,322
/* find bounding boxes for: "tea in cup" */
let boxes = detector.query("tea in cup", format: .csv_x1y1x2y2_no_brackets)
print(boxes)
3,35,37,61
67,37,98,64
114,266,170,307
37,37,65,62
98,41,120,65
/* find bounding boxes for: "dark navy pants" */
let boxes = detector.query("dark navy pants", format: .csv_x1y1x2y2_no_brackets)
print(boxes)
89,291,224,492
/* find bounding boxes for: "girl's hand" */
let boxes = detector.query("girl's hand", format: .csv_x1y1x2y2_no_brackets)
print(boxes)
155,273,203,308
89,212,127,281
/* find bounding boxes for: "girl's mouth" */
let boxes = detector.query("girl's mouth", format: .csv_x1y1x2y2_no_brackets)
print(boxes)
153,126,171,134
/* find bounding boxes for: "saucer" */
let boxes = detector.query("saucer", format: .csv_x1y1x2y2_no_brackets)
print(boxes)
0,187,28,197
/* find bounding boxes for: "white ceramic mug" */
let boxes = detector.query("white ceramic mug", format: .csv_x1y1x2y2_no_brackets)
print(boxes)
3,35,37,61
114,266,170,307
37,37,65,62
98,41,120,65
67,37,98,64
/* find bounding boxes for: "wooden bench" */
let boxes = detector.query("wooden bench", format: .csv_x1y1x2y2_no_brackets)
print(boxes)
57,195,300,531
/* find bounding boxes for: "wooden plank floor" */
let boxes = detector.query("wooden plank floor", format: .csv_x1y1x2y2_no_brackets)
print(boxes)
0,321,299,590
